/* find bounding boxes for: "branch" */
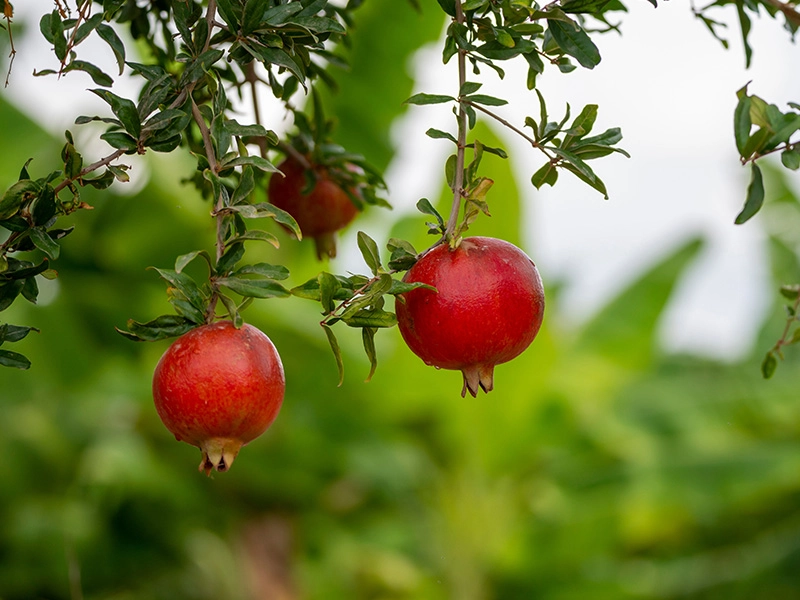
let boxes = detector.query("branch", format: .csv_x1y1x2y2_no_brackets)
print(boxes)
445,1,468,239
462,99,557,161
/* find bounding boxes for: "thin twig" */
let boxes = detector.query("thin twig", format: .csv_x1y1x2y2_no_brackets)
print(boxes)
462,98,557,161
3,5,15,88
52,149,126,194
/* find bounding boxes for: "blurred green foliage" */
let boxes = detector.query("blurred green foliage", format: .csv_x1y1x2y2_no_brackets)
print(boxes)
4,3,800,599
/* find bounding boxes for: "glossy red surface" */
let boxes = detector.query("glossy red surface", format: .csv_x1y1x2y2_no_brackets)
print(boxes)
268,157,358,238
152,321,285,449
396,237,545,395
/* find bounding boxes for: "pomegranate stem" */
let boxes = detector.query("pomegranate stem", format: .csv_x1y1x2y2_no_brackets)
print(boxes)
444,0,468,242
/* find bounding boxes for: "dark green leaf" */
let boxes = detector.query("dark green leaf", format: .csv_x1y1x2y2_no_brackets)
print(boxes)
0,280,24,311
65,60,113,86
734,95,752,155
216,242,245,275
319,271,341,315
416,198,445,230
0,349,30,369
404,93,455,106
362,327,378,382
531,162,558,189
426,128,457,143
227,229,281,247
465,94,508,107
116,315,197,342
220,155,280,172
782,147,800,170
29,227,60,260
151,268,207,313
762,351,777,379
96,24,126,75
343,308,397,329
547,19,601,69
735,163,765,224
100,131,138,152
357,231,382,276
234,263,289,280
175,250,213,274
217,276,290,299
321,324,344,386
0,324,38,343
90,89,141,137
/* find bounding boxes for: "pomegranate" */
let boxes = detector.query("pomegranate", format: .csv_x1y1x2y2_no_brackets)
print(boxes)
267,156,359,259
152,321,285,475
396,237,545,397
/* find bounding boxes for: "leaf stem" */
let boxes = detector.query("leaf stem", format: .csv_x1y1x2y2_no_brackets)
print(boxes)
445,1,468,240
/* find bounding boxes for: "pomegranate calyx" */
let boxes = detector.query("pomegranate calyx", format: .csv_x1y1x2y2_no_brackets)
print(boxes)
461,364,495,398
313,232,337,260
199,437,244,476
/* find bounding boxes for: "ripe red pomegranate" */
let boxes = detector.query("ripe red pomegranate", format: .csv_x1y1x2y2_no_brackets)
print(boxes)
152,321,285,475
268,156,359,259
396,236,545,397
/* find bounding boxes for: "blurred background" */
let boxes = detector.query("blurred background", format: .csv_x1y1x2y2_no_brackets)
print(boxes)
2,0,800,598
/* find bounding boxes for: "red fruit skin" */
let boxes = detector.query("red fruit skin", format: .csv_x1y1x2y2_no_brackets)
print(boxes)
152,321,285,474
267,157,359,259
396,237,545,397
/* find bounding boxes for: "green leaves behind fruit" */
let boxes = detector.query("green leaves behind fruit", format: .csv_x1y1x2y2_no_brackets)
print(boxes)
291,232,432,385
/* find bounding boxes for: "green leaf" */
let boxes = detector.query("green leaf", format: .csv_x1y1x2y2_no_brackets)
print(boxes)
553,147,598,183
227,229,281,248
0,324,38,343
116,315,197,342
547,19,601,69
404,93,455,106
734,95,752,155
740,127,772,160
29,227,60,260
233,203,301,238
357,231,382,276
216,242,245,275
343,308,397,329
0,280,24,311
531,162,558,189
65,60,113,86
361,327,378,382
96,23,126,75
0,179,40,220
782,147,800,170
426,128,457,143
220,155,280,172
319,272,341,315
100,131,138,152
734,163,765,224
217,276,290,299
561,162,608,198
762,351,778,379
465,94,508,107
389,280,436,295
175,250,213,274
416,198,445,232
321,324,344,386
0,349,31,369
234,262,289,280
562,104,598,148
90,89,141,137
151,268,207,313
387,238,418,271
561,0,614,13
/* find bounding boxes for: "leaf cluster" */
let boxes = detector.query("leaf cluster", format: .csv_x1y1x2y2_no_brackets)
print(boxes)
733,84,800,225
291,231,430,384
